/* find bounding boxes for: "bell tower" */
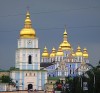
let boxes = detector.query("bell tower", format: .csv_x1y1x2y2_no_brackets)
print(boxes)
15,10,40,70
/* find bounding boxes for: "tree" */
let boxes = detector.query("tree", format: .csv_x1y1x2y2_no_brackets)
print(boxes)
85,61,100,93
1,75,15,86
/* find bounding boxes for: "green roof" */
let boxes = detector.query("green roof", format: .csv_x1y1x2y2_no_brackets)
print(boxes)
48,77,60,80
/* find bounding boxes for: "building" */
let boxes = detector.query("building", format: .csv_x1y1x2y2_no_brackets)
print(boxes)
0,10,90,92
41,27,89,77
10,11,47,90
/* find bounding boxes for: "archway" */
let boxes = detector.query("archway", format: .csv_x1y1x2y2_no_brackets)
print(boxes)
28,84,33,90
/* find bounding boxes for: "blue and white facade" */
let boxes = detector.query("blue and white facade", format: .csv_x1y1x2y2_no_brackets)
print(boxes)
41,29,89,77
10,11,47,90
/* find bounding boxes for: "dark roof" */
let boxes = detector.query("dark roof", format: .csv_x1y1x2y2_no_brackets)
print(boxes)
40,62,55,68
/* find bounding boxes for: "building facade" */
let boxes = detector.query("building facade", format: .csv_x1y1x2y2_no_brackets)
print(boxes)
41,28,89,77
10,11,47,90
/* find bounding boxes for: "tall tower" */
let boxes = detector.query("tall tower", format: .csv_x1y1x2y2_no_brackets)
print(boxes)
10,11,47,90
15,11,40,70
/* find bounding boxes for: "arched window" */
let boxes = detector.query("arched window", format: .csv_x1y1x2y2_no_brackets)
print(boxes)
73,69,74,74
49,74,51,77
70,64,71,68
28,55,32,64
70,69,71,74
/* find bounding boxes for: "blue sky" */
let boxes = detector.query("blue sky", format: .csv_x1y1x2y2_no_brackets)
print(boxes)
0,0,100,69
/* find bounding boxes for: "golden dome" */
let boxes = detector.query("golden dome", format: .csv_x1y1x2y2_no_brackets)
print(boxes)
20,11,36,38
83,48,89,58
75,46,83,56
42,46,49,58
50,47,56,57
56,46,64,56
60,28,71,50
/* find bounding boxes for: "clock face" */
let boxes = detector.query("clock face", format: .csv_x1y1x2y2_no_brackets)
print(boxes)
28,40,32,44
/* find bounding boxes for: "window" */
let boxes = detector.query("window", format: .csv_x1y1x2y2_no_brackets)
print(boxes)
28,55,32,64
73,69,74,74
34,73,35,76
70,69,71,74
70,65,71,68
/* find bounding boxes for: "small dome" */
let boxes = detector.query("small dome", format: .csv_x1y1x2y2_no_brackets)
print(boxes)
20,11,36,38
83,48,89,58
56,46,64,56
42,46,49,58
75,46,83,56
50,47,56,57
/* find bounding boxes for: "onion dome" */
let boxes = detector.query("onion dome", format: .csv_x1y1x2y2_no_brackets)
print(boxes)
75,46,83,56
20,11,36,38
56,46,64,56
60,28,71,50
71,48,75,57
83,48,89,58
42,46,49,58
50,47,56,57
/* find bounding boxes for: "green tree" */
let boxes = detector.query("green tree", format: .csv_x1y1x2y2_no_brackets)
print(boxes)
1,75,14,85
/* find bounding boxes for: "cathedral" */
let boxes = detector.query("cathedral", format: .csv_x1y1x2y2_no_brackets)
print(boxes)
41,26,89,77
0,10,90,91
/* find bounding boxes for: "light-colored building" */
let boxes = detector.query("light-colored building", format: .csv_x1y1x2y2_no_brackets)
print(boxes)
0,10,90,92
10,10,47,90
41,27,89,77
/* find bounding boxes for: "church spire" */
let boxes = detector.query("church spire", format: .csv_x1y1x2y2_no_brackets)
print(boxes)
60,26,71,50
63,26,67,41
24,10,32,28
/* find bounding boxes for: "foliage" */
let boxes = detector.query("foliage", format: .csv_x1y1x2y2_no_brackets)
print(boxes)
1,75,15,86
53,61,100,93
1,75,11,83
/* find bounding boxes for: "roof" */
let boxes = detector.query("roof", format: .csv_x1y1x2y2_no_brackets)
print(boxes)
48,77,60,80
40,62,55,68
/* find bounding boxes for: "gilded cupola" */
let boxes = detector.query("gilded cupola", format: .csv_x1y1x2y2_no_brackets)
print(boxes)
56,46,64,56
75,46,83,56
42,46,49,58
60,28,71,50
50,47,56,57
83,48,89,58
20,11,36,38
